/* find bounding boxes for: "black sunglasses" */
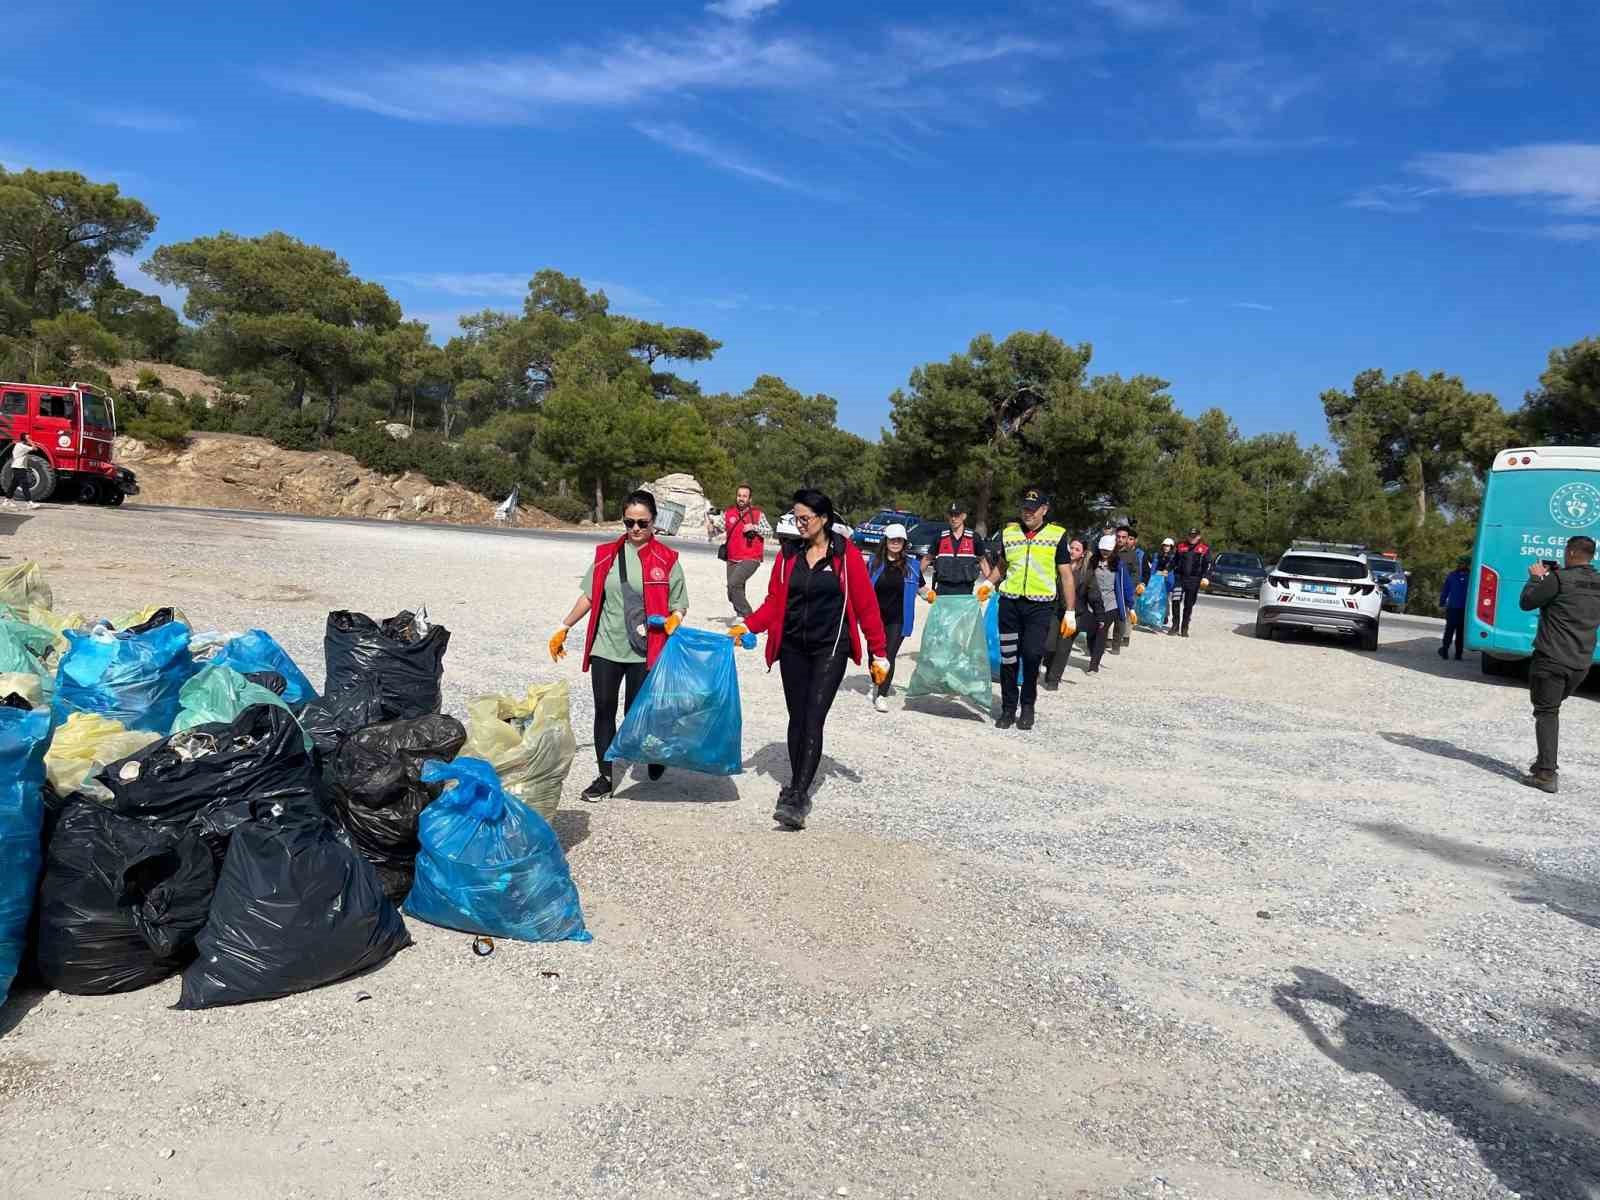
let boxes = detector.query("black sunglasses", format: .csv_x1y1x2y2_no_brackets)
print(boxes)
622,518,653,530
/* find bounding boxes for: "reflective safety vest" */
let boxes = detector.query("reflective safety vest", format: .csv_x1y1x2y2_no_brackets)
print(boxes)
998,522,1066,600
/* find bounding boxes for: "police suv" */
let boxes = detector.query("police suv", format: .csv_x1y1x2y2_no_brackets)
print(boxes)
1254,540,1383,651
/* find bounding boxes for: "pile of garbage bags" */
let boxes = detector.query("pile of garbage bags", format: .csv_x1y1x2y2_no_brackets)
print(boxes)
0,562,587,1014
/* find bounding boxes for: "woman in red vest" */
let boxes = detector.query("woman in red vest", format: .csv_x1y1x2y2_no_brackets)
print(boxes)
549,490,688,800
732,488,889,831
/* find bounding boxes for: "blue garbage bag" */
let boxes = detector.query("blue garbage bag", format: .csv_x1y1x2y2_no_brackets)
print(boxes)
53,620,196,733
985,597,1001,680
605,626,742,776
405,757,590,943
1,707,52,1006
211,630,317,707
1136,572,1170,628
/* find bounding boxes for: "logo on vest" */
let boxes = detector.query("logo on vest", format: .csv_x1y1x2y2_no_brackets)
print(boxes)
1551,482,1600,531
650,565,666,582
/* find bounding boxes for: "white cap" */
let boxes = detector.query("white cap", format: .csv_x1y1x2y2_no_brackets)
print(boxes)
883,523,909,541
1098,534,1116,552
1162,537,1175,546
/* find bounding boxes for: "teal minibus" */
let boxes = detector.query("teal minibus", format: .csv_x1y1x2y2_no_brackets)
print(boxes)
1469,445,1600,674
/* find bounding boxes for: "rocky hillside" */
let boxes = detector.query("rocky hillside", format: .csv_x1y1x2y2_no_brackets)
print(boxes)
116,433,569,528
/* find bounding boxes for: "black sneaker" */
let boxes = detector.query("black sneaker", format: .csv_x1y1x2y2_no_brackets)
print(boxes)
1017,706,1035,731
772,785,794,819
1181,630,1191,638
582,775,612,802
1437,647,1447,659
1040,678,1060,692
774,803,806,830
647,764,666,781
996,711,1016,729
1522,769,1559,794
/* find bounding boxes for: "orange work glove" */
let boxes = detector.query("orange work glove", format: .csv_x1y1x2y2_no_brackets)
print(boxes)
548,626,569,662
1135,583,1146,596
728,623,749,640
1130,611,1139,627
1059,615,1077,639
975,582,994,602
920,589,937,604
1200,578,1211,590
869,656,890,686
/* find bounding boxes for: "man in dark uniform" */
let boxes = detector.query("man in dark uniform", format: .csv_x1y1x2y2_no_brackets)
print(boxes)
1521,535,1600,794
922,501,986,597
1170,526,1212,638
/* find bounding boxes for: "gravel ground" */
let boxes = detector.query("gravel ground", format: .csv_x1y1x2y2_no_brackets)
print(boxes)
3,505,1599,1200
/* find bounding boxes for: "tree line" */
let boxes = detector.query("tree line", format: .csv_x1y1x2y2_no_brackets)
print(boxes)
2,166,1596,613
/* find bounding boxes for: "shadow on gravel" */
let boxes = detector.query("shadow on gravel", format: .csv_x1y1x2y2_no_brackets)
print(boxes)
1376,637,1531,687
902,696,990,722
1274,966,1600,1198
1378,732,1524,781
613,770,738,805
0,986,47,1040
743,741,863,787
1356,821,1600,932
549,808,592,853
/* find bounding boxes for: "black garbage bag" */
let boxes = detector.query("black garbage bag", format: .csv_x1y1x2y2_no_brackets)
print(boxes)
177,809,411,1009
329,714,466,902
299,674,391,763
99,704,320,855
123,607,178,636
35,800,217,994
242,670,288,697
324,610,450,720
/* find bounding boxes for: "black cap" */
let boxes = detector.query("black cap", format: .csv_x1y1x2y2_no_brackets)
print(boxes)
948,501,968,514
1019,486,1049,509
1188,526,1200,537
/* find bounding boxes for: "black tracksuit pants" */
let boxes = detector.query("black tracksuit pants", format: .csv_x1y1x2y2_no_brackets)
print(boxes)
1176,582,1200,633
779,648,850,802
1441,608,1465,658
591,655,647,778
1531,655,1588,774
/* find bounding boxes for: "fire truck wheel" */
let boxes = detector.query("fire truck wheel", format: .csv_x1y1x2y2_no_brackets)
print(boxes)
1,456,55,503
106,487,125,506
76,479,102,504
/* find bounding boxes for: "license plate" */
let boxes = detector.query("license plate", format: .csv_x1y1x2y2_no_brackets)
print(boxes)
1303,583,1335,594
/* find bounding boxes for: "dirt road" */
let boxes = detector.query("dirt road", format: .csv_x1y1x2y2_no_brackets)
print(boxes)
3,506,1597,1199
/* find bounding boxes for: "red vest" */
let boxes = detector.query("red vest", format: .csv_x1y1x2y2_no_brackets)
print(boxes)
582,537,679,671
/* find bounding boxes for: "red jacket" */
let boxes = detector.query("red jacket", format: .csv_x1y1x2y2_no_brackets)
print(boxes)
745,533,887,667
723,505,766,563
582,537,679,671
1172,540,1212,585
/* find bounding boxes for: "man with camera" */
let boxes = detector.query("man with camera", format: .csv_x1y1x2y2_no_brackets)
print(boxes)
1522,535,1600,794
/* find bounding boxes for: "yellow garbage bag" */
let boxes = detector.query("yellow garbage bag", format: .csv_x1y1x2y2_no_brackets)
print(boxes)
113,604,192,632
0,672,43,707
0,562,52,611
21,606,88,658
44,712,162,798
462,682,577,823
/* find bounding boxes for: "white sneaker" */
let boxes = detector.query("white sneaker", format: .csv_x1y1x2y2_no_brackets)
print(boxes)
873,691,889,713
26,501,39,510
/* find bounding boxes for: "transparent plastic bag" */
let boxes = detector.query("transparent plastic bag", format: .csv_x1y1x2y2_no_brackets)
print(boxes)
0,561,52,611
461,683,576,824
605,627,742,776
906,594,993,711
171,664,308,748
405,757,590,944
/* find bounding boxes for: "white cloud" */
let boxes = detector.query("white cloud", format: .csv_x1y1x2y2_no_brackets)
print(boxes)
635,122,830,195
706,0,780,19
1184,58,1320,135
1539,222,1600,242
1345,183,1439,213
1089,0,1185,30
1229,301,1275,312
1409,143,1600,216
1155,135,1344,154
590,280,662,310
88,108,191,133
265,21,1059,129
386,271,530,297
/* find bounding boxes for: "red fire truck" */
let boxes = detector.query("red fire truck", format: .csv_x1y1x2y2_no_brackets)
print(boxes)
0,380,139,505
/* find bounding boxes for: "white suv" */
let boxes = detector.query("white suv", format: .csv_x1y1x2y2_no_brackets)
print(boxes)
1255,541,1383,651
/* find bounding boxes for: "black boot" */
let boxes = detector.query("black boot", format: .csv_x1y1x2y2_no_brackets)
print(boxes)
582,774,612,801
775,788,809,830
996,710,1016,729
1017,705,1035,731
1522,768,1559,794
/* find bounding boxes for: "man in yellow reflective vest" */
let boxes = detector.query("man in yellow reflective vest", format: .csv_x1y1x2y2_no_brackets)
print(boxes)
983,485,1076,731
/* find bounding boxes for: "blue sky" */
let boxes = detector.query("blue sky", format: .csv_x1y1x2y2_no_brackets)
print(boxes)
3,0,1597,446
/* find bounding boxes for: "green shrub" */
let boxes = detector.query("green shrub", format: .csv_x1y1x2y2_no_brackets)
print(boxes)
123,402,192,447
135,367,162,391
531,493,590,523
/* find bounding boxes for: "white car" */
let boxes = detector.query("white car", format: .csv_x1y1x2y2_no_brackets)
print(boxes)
1255,541,1382,651
774,507,854,543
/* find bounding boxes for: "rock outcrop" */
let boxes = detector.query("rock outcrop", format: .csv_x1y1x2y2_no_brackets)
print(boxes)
116,433,567,528
642,473,713,539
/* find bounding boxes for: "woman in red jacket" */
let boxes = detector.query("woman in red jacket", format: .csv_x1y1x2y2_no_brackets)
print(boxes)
733,488,888,830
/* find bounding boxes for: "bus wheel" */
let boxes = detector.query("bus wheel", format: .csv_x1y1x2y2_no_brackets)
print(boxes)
1481,654,1506,677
